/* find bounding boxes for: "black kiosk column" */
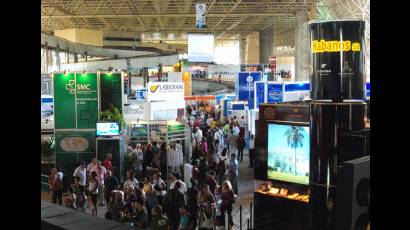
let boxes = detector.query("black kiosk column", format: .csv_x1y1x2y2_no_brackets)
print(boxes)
308,21,366,230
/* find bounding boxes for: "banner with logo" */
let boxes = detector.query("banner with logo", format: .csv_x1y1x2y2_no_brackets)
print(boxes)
53,73,99,129
76,73,99,129
147,82,185,102
237,72,262,101
254,81,266,109
196,3,206,28
267,82,283,103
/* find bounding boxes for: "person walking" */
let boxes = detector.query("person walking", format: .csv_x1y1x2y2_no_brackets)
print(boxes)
164,182,186,230
228,154,239,194
216,149,229,185
220,180,235,229
90,160,107,206
124,170,139,190
236,135,245,162
249,134,255,168
86,157,97,176
159,143,168,180
104,170,119,209
51,166,63,205
143,143,153,176
88,171,99,216
186,178,199,230
153,172,166,206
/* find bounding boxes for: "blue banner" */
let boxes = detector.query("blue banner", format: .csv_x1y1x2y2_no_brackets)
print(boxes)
237,72,262,101
284,83,310,92
232,104,245,110
223,96,235,116
267,83,283,103
255,82,265,109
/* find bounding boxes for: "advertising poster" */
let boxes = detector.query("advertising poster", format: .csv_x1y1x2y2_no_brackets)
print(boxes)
100,73,123,112
310,21,365,100
196,3,206,28
53,73,76,129
267,83,283,103
55,130,96,177
255,81,266,109
76,73,99,129
182,72,192,96
237,72,262,101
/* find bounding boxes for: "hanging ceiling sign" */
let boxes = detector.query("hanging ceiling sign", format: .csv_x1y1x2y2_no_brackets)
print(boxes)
196,3,207,28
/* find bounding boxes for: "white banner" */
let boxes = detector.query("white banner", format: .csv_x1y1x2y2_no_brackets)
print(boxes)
196,3,206,28
147,82,184,102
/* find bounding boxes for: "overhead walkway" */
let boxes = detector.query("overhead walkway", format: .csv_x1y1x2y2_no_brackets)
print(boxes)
41,33,175,59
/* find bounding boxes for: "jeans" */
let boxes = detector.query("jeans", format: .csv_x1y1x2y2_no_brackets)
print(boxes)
52,190,62,205
220,204,233,227
98,184,105,205
229,174,238,194
249,149,254,167
238,148,244,162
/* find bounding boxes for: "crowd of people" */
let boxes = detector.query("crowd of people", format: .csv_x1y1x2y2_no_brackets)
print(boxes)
47,105,254,230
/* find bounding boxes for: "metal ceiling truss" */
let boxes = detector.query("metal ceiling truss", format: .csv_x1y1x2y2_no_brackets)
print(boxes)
42,0,319,40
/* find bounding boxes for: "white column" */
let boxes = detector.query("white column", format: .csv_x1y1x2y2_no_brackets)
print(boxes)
294,10,310,81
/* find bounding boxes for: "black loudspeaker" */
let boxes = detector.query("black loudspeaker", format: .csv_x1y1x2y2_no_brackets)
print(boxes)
335,156,370,230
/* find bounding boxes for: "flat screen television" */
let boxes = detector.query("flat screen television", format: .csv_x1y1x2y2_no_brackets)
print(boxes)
96,122,120,136
267,122,310,185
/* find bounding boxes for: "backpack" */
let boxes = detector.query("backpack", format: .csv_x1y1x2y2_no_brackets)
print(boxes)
62,175,70,192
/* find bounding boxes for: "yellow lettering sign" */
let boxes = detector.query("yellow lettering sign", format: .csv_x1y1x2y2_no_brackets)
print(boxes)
312,40,361,53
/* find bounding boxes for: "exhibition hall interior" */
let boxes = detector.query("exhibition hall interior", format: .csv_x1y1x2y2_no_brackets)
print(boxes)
41,0,370,230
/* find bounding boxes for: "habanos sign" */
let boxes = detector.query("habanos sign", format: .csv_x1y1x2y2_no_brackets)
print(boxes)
147,82,185,102
311,40,361,53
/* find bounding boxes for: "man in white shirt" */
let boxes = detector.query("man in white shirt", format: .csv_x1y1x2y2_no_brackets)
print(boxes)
169,172,187,194
193,126,203,145
232,124,240,137
73,161,86,186
90,160,107,206
214,127,224,154
123,170,139,189
206,116,213,128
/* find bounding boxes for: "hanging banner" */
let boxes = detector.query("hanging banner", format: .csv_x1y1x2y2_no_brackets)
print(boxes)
267,83,283,103
254,81,266,109
196,3,207,28
237,72,262,101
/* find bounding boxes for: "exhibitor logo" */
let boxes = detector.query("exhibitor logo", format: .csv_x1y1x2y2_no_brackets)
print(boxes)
150,85,159,93
65,80,75,94
65,80,91,94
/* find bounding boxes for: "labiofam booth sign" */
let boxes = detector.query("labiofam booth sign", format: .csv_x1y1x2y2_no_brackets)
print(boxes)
147,82,185,102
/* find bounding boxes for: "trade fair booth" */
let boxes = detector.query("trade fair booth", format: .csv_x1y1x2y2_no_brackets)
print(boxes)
252,20,370,230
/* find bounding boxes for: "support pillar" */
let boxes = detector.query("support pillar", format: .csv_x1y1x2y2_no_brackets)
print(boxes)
259,26,274,64
295,10,310,81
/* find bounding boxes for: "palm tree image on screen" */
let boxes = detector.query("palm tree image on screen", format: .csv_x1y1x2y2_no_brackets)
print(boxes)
284,126,305,175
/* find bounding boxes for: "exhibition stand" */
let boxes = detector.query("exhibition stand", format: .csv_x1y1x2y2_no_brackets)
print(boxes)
252,20,370,230
53,71,125,180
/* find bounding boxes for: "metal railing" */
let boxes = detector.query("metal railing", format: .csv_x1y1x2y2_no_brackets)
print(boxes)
41,174,49,192
223,202,254,230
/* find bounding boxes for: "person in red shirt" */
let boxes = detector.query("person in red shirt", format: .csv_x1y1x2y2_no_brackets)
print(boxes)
103,153,113,172
206,171,217,196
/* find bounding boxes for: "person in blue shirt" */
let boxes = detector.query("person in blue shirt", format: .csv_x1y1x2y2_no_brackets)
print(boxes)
228,153,239,194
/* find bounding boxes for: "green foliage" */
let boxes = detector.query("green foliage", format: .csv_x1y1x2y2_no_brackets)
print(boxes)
100,103,125,129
